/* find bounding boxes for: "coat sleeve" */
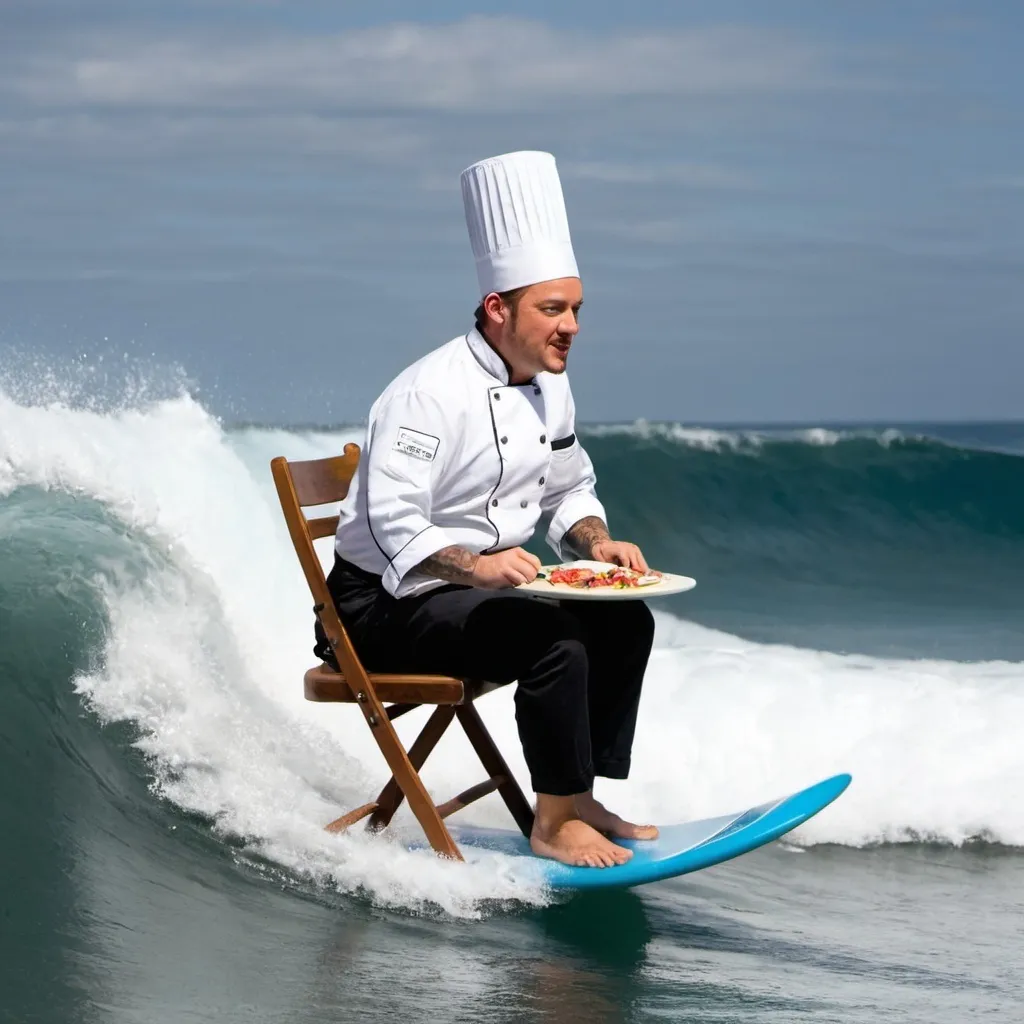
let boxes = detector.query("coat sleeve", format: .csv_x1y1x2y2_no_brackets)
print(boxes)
539,388,607,559
364,389,458,596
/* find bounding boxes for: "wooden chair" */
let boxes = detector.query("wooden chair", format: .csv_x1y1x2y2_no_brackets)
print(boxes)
270,444,535,859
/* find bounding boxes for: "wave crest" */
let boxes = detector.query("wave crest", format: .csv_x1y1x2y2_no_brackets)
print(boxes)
583,419,923,452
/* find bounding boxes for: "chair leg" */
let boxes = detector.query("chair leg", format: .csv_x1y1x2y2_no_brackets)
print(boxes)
325,802,378,834
360,702,461,859
368,705,456,833
455,703,535,838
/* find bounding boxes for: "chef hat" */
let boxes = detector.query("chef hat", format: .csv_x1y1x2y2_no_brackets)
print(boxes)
460,150,579,297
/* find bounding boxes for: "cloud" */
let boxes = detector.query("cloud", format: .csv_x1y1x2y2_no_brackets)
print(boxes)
4,16,863,114
0,111,426,160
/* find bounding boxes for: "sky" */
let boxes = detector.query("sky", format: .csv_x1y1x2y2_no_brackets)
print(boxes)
1,0,1022,425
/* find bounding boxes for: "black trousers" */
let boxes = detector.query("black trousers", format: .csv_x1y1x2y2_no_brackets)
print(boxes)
320,557,656,796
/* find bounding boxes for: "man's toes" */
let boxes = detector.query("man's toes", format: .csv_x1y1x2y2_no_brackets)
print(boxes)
598,840,630,866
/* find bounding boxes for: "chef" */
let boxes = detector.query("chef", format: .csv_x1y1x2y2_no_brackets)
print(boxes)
324,150,658,868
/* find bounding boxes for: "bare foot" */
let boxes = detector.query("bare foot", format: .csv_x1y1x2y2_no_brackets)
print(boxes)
530,817,633,868
575,792,659,841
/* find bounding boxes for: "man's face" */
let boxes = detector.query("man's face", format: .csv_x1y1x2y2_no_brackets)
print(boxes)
501,277,583,378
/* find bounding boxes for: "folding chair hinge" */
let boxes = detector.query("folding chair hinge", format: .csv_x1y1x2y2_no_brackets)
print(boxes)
355,691,378,725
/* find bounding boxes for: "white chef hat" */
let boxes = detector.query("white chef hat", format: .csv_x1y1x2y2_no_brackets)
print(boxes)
460,150,579,298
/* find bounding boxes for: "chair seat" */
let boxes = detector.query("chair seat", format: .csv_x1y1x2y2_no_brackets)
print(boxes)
304,664,506,705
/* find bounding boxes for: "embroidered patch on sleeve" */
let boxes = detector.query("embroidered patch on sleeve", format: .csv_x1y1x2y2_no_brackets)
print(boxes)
392,426,440,462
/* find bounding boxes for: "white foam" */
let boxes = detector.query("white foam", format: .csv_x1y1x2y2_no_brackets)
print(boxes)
584,420,760,451
583,419,912,451
623,616,1024,847
790,426,842,446
2,388,1023,918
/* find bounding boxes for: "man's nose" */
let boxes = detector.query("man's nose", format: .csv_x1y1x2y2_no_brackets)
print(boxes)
559,312,580,336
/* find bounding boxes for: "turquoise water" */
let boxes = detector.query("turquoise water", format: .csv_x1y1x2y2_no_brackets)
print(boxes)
2,392,1023,1021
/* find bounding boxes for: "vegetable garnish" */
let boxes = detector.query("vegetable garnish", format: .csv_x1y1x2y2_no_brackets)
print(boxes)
544,565,663,589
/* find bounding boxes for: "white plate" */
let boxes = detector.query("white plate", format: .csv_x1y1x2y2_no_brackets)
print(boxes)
516,560,697,601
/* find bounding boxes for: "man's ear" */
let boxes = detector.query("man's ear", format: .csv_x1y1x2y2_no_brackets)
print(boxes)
482,292,508,326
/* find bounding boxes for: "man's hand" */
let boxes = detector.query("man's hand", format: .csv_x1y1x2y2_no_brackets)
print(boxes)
591,539,649,573
564,516,650,572
473,547,542,588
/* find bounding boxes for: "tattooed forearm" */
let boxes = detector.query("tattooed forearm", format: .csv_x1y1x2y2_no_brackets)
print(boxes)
564,516,611,558
416,545,480,583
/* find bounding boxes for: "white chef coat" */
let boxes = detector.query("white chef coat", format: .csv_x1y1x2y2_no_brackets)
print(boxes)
334,328,607,598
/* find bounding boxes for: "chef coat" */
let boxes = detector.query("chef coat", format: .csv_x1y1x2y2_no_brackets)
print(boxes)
334,328,607,598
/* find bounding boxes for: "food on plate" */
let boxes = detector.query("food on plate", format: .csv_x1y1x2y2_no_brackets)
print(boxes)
546,566,597,586
544,565,663,589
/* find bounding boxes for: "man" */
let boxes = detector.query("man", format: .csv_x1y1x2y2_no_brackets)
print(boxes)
324,151,657,868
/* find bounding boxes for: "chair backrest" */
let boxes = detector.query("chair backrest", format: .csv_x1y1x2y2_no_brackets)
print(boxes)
270,444,369,685
277,444,360,539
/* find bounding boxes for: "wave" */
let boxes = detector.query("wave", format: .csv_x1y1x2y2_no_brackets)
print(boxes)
2,388,1024,917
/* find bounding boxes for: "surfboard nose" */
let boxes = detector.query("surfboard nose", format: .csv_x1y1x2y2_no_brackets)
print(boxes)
807,772,853,804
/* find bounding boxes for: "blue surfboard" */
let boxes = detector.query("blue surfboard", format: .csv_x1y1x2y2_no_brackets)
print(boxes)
449,773,851,890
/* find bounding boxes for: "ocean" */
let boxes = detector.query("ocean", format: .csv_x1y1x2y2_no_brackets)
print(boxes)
1,389,1022,1022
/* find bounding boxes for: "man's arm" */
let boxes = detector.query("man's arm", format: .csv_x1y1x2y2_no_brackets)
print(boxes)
417,545,479,584
562,515,611,558
364,390,460,596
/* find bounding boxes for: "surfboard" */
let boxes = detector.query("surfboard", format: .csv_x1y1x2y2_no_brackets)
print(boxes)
449,773,851,890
